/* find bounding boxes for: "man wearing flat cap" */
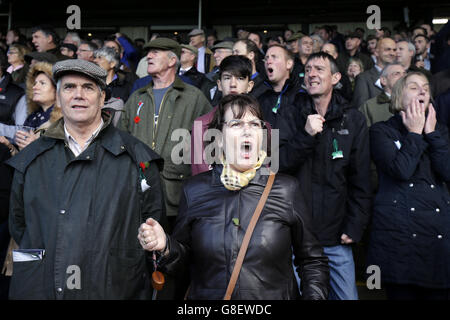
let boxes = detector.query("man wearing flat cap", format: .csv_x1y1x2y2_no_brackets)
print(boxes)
120,38,211,224
200,40,234,106
6,59,166,299
188,28,215,73
179,44,206,88
341,32,374,72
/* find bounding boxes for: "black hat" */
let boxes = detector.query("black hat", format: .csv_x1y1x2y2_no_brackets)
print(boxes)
60,43,78,52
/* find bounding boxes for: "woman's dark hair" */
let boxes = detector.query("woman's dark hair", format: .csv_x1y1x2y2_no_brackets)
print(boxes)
209,94,264,131
208,94,271,156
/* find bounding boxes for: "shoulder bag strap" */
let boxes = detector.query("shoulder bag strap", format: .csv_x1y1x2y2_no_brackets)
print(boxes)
223,172,275,300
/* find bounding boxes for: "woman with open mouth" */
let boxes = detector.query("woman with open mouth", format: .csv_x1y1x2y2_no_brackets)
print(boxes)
367,72,450,300
138,94,329,300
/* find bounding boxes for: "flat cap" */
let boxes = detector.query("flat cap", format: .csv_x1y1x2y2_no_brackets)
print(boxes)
211,41,234,51
25,52,58,65
188,28,204,37
287,32,306,42
181,44,198,55
52,59,107,89
144,37,181,59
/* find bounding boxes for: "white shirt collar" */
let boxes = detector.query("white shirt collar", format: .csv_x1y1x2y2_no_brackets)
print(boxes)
64,119,104,157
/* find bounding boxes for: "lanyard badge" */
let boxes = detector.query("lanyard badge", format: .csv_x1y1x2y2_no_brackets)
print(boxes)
331,138,344,159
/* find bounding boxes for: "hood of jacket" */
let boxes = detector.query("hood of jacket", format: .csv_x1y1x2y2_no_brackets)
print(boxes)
25,61,62,124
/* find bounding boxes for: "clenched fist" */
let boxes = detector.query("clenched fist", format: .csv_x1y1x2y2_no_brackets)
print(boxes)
305,114,326,136
138,218,167,253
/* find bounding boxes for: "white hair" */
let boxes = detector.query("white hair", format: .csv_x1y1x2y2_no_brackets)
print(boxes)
167,51,181,70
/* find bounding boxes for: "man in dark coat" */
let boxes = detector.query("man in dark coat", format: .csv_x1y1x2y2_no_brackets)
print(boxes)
31,25,67,61
279,52,372,300
257,44,301,147
6,59,166,299
352,37,397,109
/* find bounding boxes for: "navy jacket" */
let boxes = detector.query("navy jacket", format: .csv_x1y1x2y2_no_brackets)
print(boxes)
367,114,450,288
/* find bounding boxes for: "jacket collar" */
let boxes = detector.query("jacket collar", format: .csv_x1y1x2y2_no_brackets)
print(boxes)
376,91,391,104
43,111,127,157
300,91,351,122
138,75,185,98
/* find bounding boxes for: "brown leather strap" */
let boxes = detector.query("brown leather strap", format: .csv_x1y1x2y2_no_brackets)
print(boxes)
223,172,275,300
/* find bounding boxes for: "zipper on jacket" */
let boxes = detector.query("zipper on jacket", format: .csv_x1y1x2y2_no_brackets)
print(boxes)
152,89,170,150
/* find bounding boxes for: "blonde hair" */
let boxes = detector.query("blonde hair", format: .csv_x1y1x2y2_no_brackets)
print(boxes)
9,43,30,64
389,72,428,113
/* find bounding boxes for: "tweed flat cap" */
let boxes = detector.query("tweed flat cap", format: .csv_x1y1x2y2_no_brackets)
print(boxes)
144,37,181,59
211,41,234,51
188,28,204,37
52,59,107,89
181,44,198,55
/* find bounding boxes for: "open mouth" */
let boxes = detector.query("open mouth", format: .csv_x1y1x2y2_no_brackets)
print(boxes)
267,67,274,76
309,81,320,87
240,141,253,159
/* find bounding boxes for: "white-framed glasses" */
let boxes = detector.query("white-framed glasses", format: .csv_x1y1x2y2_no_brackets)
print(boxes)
223,119,264,130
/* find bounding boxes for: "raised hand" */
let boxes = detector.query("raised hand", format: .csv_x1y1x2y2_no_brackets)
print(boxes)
305,114,326,136
400,98,425,134
424,103,437,134
138,218,167,252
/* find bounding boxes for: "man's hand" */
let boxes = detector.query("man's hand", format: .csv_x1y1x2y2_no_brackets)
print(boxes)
400,98,425,134
341,234,354,244
424,103,437,134
415,60,425,69
138,218,167,252
305,114,325,136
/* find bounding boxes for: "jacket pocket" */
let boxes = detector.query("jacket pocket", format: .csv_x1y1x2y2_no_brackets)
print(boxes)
9,260,45,299
161,164,190,212
107,248,149,299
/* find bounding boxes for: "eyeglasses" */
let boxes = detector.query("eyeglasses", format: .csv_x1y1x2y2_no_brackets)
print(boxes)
223,119,264,130
7,51,18,55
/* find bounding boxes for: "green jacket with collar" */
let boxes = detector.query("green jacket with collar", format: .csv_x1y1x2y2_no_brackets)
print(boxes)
120,76,212,216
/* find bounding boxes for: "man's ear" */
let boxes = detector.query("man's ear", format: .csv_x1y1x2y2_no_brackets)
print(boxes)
246,80,254,93
380,76,387,88
331,71,341,85
217,79,223,92
286,58,294,71
248,51,255,62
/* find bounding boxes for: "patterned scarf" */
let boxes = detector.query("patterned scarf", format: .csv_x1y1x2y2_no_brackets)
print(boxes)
220,150,267,191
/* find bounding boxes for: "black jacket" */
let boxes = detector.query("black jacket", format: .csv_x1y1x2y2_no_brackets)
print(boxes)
367,114,450,288
109,70,137,103
159,166,329,300
258,77,302,146
279,92,372,246
0,73,25,125
181,66,206,89
7,113,166,299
